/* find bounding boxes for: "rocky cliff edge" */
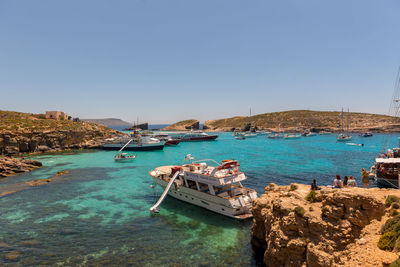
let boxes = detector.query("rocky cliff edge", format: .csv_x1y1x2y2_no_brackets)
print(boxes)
251,183,399,267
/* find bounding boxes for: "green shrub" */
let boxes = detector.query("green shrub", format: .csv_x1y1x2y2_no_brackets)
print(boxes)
393,203,400,209
395,238,400,252
378,231,397,251
386,195,400,207
391,209,399,217
289,184,298,191
294,206,305,217
378,215,400,252
381,215,400,234
389,258,400,267
305,190,317,203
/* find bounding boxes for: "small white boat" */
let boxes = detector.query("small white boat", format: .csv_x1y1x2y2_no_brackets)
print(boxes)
319,131,332,135
305,132,317,137
268,133,283,139
244,133,257,138
256,131,271,136
284,134,301,139
114,153,137,161
337,133,352,142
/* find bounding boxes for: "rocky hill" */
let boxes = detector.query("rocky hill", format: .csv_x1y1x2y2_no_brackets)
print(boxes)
82,118,133,128
251,183,399,267
203,110,400,132
0,110,121,155
163,119,200,131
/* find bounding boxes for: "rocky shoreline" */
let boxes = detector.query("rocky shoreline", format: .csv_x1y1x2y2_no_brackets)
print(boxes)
0,157,42,177
251,183,399,267
0,129,121,155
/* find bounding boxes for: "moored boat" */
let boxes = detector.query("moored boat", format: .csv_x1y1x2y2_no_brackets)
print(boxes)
359,132,373,137
337,133,352,142
149,156,258,219
243,133,257,138
103,136,165,151
373,150,400,188
167,131,218,142
284,134,301,139
268,133,283,139
114,153,136,161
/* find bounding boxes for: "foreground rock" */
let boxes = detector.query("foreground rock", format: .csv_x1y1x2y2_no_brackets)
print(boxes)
0,157,42,177
163,119,200,131
251,183,399,267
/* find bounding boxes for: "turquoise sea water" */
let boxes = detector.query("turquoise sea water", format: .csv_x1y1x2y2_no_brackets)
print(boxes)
0,133,398,266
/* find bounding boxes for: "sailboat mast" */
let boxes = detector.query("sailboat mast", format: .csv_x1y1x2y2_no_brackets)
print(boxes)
347,108,350,133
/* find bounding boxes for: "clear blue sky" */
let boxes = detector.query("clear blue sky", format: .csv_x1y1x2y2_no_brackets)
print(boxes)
1,0,399,123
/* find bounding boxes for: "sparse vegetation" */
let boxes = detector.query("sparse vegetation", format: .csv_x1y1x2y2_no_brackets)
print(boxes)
391,209,399,217
389,258,400,267
305,190,317,203
0,110,112,133
386,195,400,207
289,184,298,191
203,110,397,130
294,206,305,217
378,215,400,251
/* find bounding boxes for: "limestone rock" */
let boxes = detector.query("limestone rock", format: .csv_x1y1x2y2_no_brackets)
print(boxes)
251,183,400,267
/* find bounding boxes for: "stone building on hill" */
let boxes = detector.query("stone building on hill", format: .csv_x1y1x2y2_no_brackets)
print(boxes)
45,111,68,120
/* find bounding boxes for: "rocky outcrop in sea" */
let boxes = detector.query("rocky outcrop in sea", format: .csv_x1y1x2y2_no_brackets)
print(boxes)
251,183,399,267
0,157,42,177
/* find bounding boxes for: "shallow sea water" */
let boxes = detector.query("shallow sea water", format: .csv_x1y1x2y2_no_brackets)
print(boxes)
0,133,398,266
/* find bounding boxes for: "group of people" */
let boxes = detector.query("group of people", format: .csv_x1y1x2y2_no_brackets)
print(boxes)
311,167,372,190
332,175,358,188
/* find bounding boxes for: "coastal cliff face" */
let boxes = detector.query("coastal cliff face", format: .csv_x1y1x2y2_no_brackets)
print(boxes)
163,119,200,131
0,110,121,155
251,183,399,267
0,130,118,155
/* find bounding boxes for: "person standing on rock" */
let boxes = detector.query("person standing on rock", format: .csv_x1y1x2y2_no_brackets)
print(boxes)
361,168,370,189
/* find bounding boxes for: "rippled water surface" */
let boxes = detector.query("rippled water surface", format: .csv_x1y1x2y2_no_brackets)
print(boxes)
0,133,398,266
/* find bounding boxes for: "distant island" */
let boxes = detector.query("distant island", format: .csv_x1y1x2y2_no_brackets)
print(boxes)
164,110,400,132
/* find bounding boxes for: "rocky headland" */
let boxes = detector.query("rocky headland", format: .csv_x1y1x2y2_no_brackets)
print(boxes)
251,183,400,267
0,110,121,155
163,119,200,131
166,110,400,132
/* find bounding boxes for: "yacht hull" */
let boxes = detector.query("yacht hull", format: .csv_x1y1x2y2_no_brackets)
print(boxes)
103,144,164,151
153,178,252,220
